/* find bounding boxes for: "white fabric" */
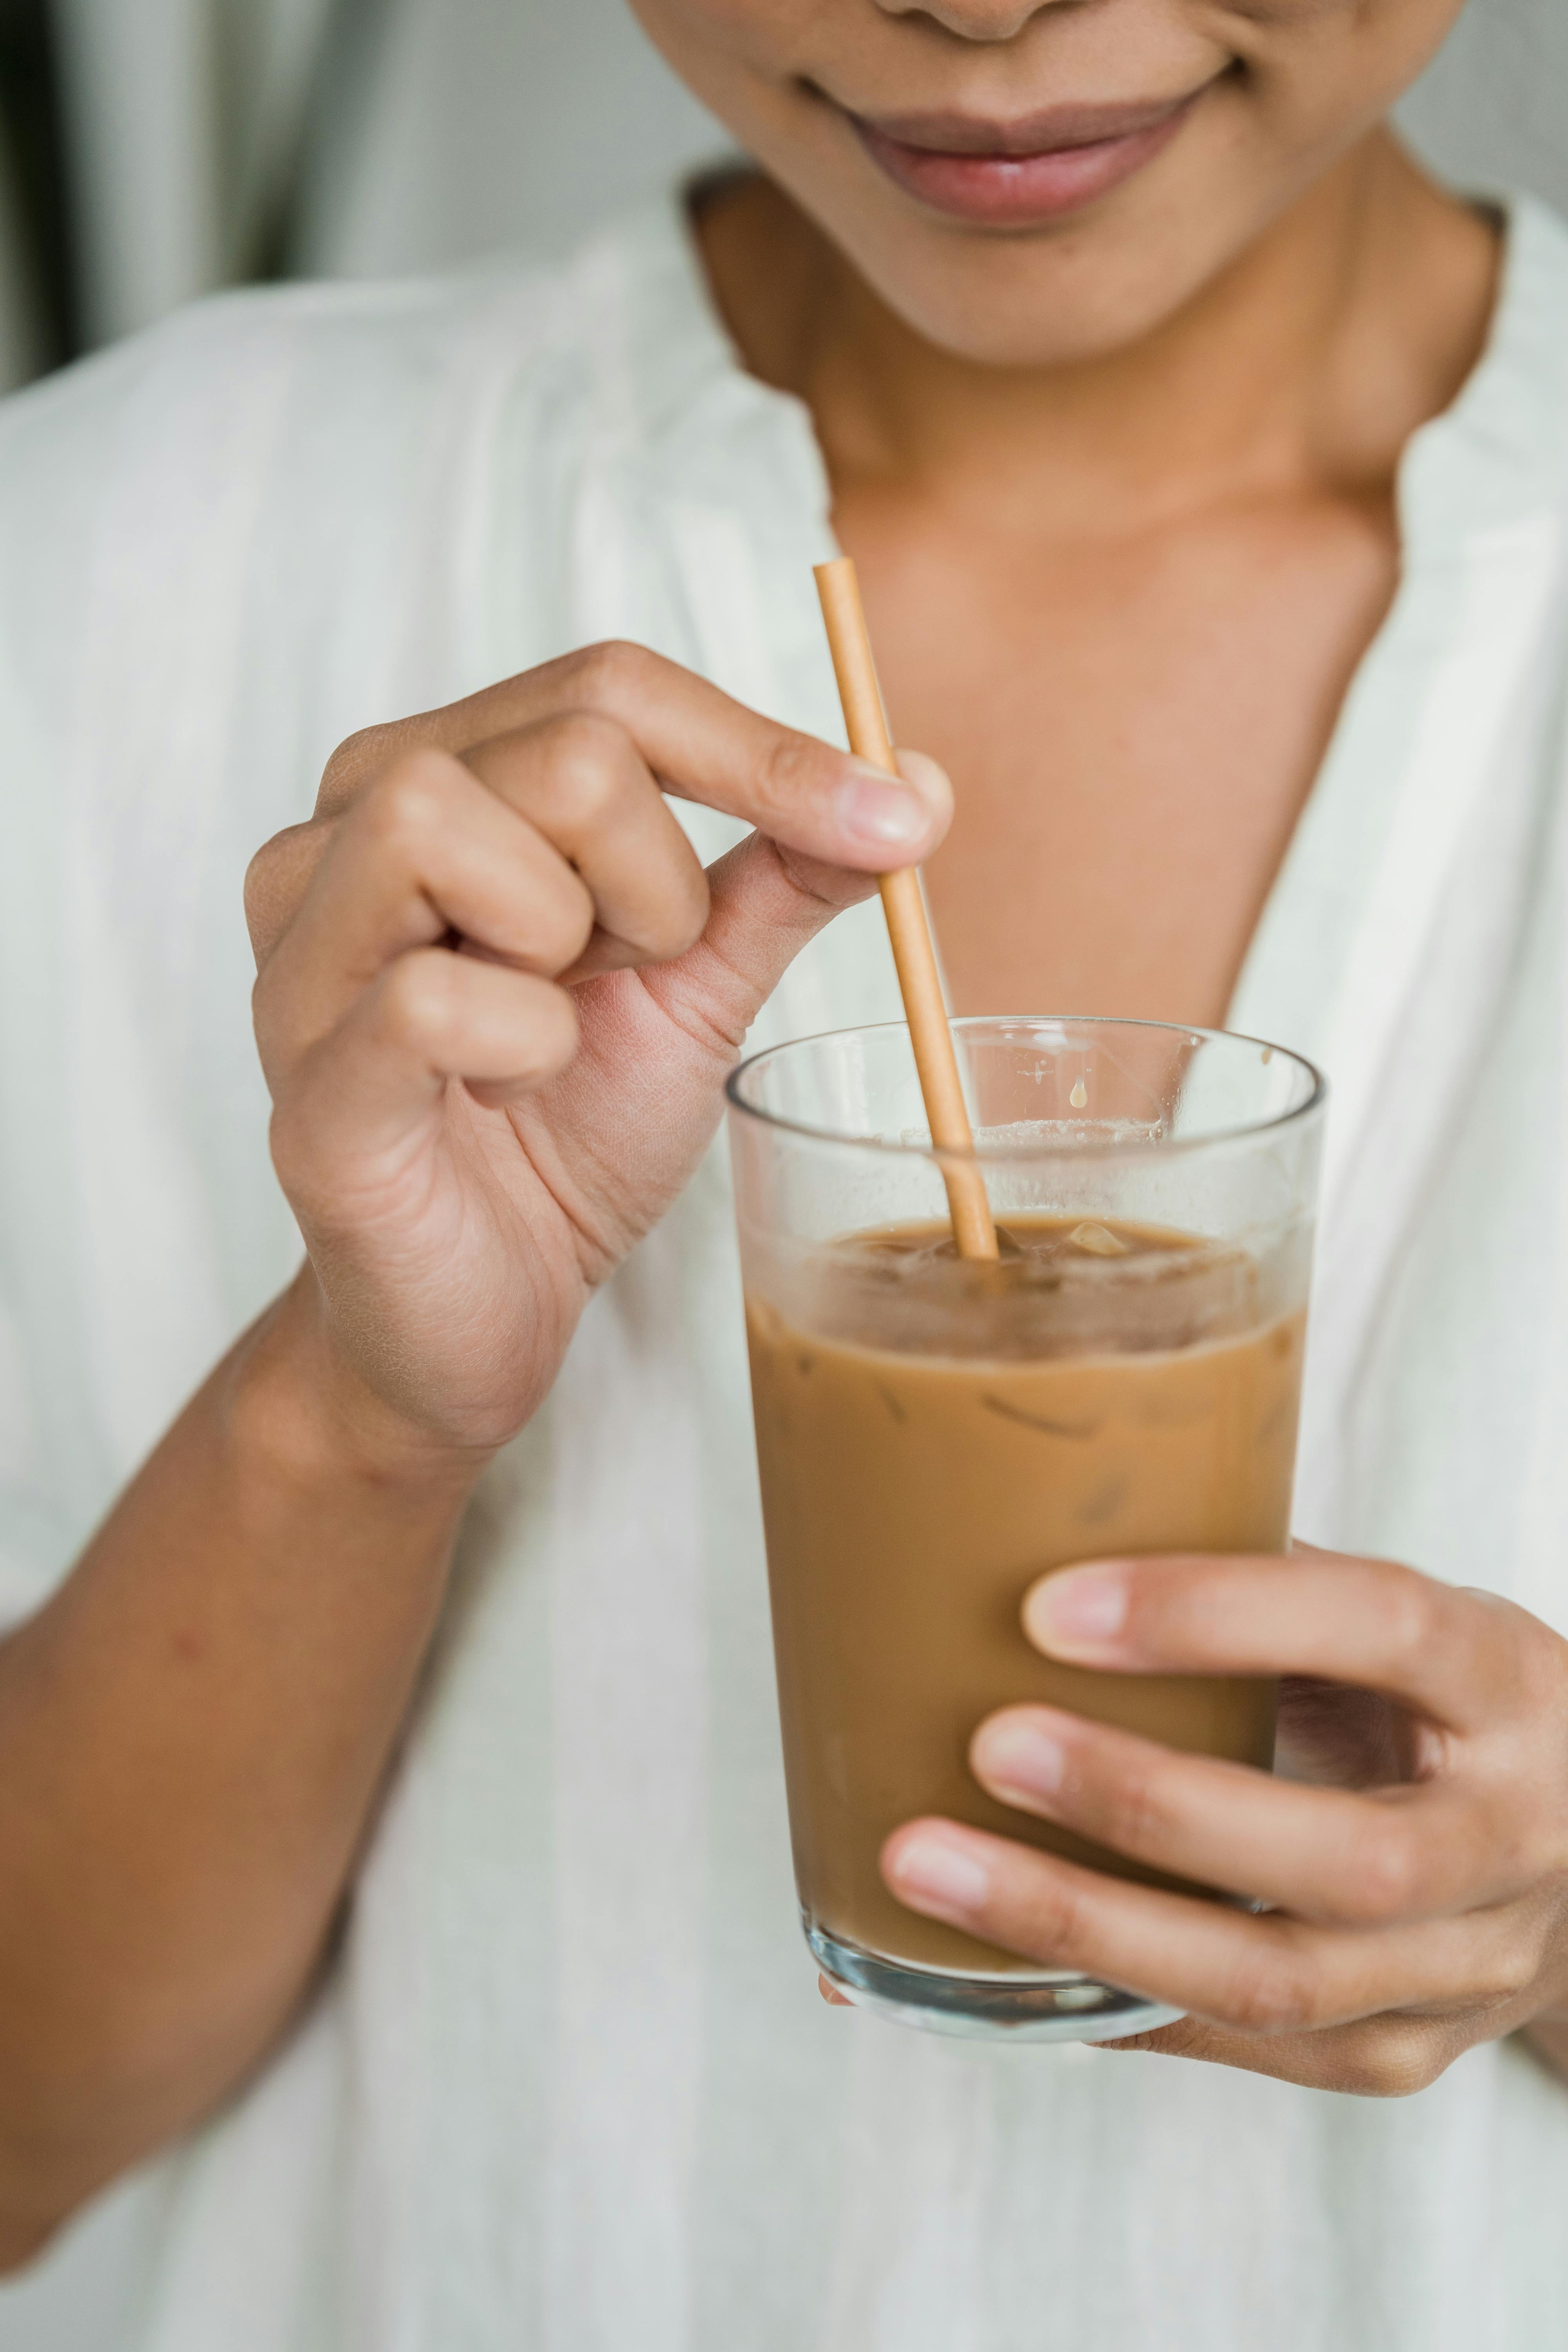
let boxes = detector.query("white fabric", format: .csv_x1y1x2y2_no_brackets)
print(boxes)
2,189,1568,2348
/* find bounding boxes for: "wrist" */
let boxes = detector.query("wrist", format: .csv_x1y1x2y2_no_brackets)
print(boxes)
223,1268,498,1514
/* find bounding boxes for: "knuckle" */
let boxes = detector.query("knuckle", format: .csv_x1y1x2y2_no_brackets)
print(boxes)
1378,1569,1443,1673
1343,1815,1424,1924
1217,1949,1320,2036
543,710,638,820
755,730,826,826
242,837,282,942
1100,1764,1168,1864
562,639,652,711
1468,1917,1546,2009
1024,1870,1095,1965
319,720,403,810
1334,2021,1448,2100
1478,1948,1539,2008
361,754,458,858
243,824,319,961
381,952,457,1052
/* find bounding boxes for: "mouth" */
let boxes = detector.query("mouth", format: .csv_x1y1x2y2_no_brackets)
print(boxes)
841,85,1214,228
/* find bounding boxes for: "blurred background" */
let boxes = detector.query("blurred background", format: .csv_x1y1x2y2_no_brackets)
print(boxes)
0,0,1563,2342
0,0,728,387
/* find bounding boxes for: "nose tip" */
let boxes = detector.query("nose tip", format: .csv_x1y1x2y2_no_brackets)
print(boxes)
873,0,1071,39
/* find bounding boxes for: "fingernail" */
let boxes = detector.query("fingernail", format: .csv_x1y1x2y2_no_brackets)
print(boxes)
1025,1566,1130,1657
975,1716,1068,1805
885,1833,990,1920
836,760,933,852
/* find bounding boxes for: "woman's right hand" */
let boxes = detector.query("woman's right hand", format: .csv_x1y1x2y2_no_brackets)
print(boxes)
245,642,951,1468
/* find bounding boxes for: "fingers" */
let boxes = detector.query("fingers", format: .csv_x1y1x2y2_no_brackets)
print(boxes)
878,1818,1540,2040
250,646,955,1182
259,724,900,1223
969,1704,1514,1925
260,706,953,1092
258,712,720,1078
271,950,578,1195
1021,1552,1532,1734
1100,2010,1465,2098
245,820,334,969
463,715,710,975
254,749,593,1083
317,641,951,872
633,823,884,1063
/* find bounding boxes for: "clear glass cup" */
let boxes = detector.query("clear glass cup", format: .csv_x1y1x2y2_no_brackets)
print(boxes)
726,1016,1326,2042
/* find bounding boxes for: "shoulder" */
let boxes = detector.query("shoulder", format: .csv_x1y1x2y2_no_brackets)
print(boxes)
0,256,569,560
0,188,716,526
1449,200,1568,514
0,193,723,770
1396,197,1568,667
0,191,727,707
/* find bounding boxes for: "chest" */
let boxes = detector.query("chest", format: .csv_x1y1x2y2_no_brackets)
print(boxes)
838,488,1400,1028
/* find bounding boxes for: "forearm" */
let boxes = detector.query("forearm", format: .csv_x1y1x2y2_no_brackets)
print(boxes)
0,1269,484,2259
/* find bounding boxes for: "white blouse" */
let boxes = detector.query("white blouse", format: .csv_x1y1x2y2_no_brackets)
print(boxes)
3,187,1568,2352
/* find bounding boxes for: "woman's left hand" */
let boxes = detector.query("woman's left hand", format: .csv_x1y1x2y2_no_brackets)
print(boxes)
880,1550,1568,2095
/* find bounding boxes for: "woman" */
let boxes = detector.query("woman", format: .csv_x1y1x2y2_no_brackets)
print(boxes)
2,0,1567,2343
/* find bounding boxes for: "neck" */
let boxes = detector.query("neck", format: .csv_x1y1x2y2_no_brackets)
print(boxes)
698,137,1499,535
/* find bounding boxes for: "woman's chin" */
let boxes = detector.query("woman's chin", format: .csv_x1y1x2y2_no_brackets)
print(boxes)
803,184,1256,373
720,95,1285,374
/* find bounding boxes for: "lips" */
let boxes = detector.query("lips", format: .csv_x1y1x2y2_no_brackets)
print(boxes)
846,87,1209,227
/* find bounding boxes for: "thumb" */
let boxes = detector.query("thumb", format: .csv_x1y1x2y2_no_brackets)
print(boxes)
642,749,952,1050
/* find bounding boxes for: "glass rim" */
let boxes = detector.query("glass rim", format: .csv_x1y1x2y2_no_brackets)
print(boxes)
725,1013,1327,1165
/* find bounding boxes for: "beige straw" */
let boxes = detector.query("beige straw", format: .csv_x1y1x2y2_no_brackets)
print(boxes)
814,557,999,1262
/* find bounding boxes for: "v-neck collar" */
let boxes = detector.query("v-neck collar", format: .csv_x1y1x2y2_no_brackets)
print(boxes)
1228,196,1568,1074
599,184,1568,1105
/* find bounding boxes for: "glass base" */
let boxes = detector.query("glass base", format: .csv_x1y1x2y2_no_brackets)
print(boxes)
808,1921,1185,2045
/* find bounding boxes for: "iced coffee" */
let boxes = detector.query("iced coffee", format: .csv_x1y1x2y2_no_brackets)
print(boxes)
747,1215,1304,1977
726,1014,1324,2039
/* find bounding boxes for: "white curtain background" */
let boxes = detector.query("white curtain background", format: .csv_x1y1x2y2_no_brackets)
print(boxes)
0,0,725,388
292,0,724,281
1398,0,1568,222
0,0,1563,2344
0,160,41,388
50,0,342,345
